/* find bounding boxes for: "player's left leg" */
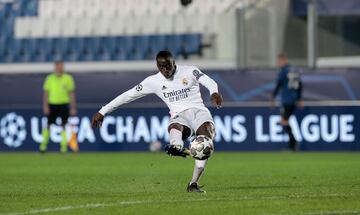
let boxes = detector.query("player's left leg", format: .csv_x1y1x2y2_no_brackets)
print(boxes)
280,105,297,151
187,121,215,193
40,105,56,153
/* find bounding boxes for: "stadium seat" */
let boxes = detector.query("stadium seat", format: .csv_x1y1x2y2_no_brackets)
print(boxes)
17,39,34,62
28,18,47,38
133,35,150,60
24,0,38,16
0,36,7,62
50,38,66,61
67,0,86,18
95,37,110,61
80,37,99,61
14,17,31,38
183,34,201,55
61,18,79,37
149,35,166,59
140,16,158,35
32,39,48,62
64,37,83,62
38,0,55,18
46,18,62,37
156,15,174,34
166,34,183,57
3,39,18,62
112,36,132,61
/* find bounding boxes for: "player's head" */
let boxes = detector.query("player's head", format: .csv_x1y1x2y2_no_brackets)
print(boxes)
277,53,288,67
156,51,176,79
54,61,64,75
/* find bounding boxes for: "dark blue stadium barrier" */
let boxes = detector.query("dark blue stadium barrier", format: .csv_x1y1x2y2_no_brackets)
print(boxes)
0,106,359,151
1,68,359,108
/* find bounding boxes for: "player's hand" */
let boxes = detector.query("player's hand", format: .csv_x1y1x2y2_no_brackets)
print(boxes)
91,112,104,128
43,105,50,115
297,99,304,109
211,93,223,109
70,107,77,116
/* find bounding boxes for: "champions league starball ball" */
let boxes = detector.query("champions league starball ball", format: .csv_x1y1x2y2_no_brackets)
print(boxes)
190,135,214,160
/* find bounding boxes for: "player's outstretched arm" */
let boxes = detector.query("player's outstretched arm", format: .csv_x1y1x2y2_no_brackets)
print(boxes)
91,112,104,128
211,92,223,108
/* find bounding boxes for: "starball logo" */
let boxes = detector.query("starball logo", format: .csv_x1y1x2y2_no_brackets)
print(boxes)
163,88,191,102
0,112,27,148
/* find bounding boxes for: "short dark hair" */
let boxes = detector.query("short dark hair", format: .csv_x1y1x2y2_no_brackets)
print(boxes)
156,50,173,60
278,52,288,60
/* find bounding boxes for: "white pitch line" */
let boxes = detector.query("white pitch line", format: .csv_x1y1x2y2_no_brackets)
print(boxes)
0,194,357,215
0,199,211,215
283,210,360,215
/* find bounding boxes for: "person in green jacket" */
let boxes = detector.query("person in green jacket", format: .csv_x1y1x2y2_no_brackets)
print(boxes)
40,61,77,153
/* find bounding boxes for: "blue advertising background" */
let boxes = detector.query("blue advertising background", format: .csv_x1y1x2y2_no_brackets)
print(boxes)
1,106,359,151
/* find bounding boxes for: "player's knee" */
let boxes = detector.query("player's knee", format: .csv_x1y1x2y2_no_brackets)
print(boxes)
168,123,183,133
196,122,215,140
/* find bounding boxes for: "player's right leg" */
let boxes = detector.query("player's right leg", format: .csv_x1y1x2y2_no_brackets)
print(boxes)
165,123,191,157
40,107,55,153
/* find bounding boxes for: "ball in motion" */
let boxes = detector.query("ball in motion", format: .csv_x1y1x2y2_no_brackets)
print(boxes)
190,135,214,160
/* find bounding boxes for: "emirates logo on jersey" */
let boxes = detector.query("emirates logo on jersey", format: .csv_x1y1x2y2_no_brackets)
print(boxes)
163,88,191,102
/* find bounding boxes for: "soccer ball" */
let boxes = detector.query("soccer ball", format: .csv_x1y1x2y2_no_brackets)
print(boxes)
190,135,214,160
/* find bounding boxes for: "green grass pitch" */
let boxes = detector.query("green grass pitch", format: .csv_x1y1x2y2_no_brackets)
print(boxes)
0,152,359,215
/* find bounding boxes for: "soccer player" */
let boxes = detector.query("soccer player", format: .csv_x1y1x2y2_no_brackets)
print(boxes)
40,61,77,153
271,53,303,151
92,51,223,193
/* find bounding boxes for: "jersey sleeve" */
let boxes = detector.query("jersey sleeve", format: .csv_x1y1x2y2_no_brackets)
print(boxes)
99,77,154,115
191,67,219,95
276,68,285,84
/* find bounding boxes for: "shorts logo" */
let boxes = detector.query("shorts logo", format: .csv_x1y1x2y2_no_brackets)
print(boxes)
135,84,143,91
0,112,27,148
192,70,203,80
182,78,188,85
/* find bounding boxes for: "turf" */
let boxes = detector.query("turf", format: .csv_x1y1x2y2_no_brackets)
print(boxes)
0,152,359,215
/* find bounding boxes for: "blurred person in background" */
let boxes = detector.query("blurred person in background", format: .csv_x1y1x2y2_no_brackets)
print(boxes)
92,50,222,193
271,53,303,151
40,61,77,153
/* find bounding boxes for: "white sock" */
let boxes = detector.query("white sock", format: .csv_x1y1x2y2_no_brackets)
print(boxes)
190,159,208,185
169,128,184,149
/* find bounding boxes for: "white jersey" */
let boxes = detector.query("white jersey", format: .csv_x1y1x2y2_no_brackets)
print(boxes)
99,65,219,117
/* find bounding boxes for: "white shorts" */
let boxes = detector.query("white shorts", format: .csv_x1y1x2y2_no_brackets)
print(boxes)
168,108,214,137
